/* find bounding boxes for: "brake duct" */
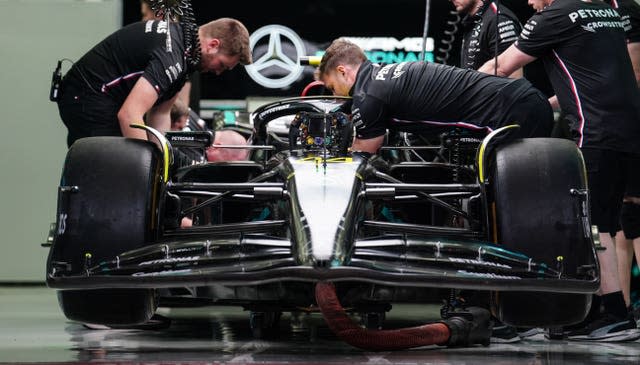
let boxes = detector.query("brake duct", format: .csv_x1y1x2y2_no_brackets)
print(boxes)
315,282,491,350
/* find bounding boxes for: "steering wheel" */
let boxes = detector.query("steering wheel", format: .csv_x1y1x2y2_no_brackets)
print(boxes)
251,97,352,150
287,111,353,157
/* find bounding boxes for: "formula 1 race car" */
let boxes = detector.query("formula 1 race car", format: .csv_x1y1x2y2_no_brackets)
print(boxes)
45,96,599,349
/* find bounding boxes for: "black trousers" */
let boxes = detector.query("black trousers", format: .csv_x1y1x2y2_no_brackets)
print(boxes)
501,90,554,138
582,148,640,235
57,82,121,147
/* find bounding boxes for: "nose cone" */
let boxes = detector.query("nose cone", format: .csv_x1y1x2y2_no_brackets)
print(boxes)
287,156,364,265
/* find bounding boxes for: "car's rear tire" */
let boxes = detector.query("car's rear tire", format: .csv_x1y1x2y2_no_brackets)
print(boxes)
489,138,594,327
51,137,163,325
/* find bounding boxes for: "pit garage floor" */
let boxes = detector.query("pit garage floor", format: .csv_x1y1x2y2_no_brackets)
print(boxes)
2,286,640,365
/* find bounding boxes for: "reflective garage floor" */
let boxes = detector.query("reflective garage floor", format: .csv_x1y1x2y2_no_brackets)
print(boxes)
2,286,640,365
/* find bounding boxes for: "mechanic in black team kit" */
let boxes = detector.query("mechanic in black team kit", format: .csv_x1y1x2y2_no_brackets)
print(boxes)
606,0,640,316
478,0,640,342
452,0,523,77
317,38,552,155
56,18,251,147
607,0,640,83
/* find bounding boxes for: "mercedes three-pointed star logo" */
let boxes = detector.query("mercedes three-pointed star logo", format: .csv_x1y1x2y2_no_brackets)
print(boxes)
245,25,307,89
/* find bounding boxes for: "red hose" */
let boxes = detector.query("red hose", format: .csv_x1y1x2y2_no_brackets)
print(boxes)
315,281,451,351
301,81,325,97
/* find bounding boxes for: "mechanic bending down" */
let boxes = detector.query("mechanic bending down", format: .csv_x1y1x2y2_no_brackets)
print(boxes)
55,17,251,147
206,130,249,162
181,129,249,228
170,98,191,131
318,38,552,156
170,102,249,228
170,101,249,162
478,0,640,341
170,97,209,133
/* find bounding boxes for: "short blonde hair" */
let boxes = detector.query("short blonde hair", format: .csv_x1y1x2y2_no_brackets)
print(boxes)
200,18,252,65
319,38,367,78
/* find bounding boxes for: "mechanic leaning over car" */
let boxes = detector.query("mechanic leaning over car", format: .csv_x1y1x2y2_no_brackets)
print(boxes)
318,38,553,156
55,17,251,147
478,0,640,342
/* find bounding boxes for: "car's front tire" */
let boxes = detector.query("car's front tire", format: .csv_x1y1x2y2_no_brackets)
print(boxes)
489,138,595,327
49,137,163,325
58,289,157,326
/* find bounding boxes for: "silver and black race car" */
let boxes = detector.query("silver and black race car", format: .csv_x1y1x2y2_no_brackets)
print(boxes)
44,96,599,349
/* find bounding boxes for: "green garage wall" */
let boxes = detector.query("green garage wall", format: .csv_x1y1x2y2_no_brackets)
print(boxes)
0,0,121,281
